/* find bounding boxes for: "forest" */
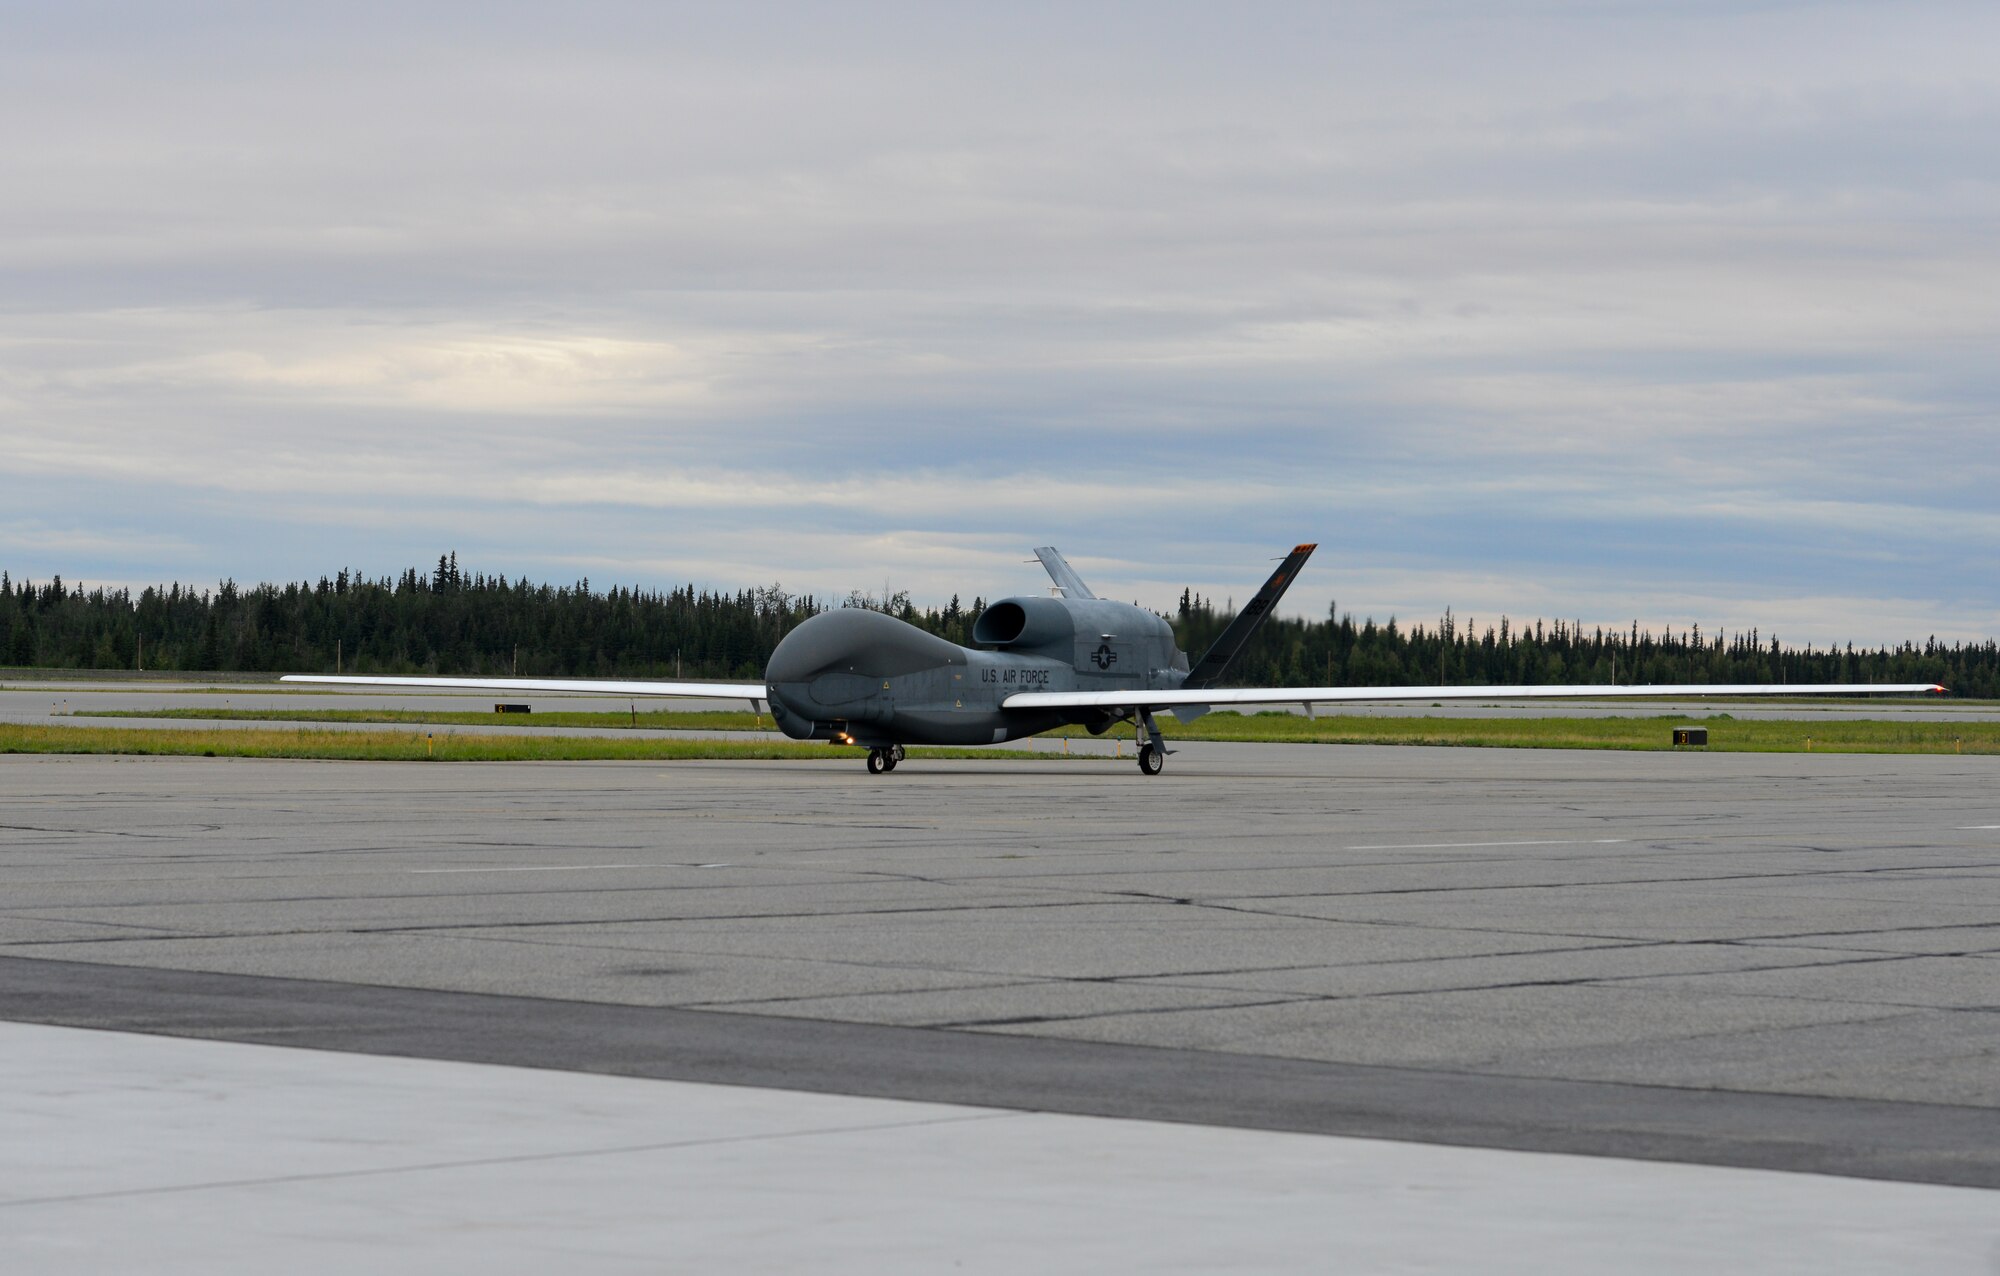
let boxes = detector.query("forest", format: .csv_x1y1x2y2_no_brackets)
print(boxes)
2,553,1988,696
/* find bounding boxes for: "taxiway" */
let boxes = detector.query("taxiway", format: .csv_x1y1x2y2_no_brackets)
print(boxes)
4,729,1997,1266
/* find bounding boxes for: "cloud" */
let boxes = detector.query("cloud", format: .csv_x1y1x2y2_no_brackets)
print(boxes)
0,519,199,563
1,2,1995,647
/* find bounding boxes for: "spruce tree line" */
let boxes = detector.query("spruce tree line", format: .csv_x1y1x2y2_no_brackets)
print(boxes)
1170,593,1985,697
0,556,1988,695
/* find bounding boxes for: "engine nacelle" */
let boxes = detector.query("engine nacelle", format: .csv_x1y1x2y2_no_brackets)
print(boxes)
971,596,1076,657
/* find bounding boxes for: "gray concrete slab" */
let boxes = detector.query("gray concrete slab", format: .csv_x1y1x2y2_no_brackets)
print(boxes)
9,958,2000,1189
0,931,1040,1008
1744,924,2000,956
1617,954,2000,1009
1234,888,2000,944
452,914,1639,972
1483,1010,2000,1106
10,1023,1997,1276
975,982,1907,1061
3,743,1999,1185
1125,939,1886,998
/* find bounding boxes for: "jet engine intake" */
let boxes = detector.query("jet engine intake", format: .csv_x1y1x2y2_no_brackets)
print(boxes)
972,595,1076,654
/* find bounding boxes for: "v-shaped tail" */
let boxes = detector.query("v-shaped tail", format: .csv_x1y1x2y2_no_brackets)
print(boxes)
1184,544,1317,689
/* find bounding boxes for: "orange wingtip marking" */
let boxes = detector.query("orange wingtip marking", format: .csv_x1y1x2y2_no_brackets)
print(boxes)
1293,543,1318,553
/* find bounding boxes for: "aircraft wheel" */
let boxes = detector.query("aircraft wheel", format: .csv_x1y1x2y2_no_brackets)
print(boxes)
1137,743,1163,776
890,745,906,765
866,749,889,775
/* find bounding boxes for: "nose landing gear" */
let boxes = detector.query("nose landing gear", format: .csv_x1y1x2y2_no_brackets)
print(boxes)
865,745,905,774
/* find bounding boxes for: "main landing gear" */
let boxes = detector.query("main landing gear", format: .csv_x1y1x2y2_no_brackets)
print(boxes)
1134,708,1170,776
865,745,906,774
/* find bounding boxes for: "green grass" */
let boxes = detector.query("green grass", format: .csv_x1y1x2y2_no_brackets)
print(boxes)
1079,710,1998,754
51,707,2000,756
6,683,433,696
81,707,775,730
0,722,1069,763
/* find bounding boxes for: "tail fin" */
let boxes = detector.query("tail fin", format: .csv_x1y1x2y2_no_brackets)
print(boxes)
1184,544,1316,689
1032,547,1097,599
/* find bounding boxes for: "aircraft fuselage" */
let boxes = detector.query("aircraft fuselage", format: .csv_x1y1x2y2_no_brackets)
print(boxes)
763,599,1189,747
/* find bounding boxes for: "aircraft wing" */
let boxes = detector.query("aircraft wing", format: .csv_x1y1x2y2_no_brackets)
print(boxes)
280,675,768,705
1005,682,1946,710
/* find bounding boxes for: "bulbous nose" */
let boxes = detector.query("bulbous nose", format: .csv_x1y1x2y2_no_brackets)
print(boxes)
765,610,874,685
766,610,898,730
764,609,966,736
766,609,963,685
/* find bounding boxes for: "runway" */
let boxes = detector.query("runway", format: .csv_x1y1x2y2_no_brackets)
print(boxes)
4,733,1998,1264
5,743,1999,1167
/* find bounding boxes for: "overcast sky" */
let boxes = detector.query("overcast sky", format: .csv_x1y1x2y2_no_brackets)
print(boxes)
4,1,1995,645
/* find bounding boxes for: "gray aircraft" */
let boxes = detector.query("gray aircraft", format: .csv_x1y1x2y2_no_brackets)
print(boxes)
285,544,1944,775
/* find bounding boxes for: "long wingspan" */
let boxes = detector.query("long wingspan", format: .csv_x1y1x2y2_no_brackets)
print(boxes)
281,674,768,708
1005,682,1945,710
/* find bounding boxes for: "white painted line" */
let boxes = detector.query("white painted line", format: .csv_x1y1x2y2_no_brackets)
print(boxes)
1957,825,2000,830
1344,838,1630,851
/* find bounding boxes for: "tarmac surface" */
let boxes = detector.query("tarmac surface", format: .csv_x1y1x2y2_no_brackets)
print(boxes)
9,1021,1995,1275
4,739,1999,1187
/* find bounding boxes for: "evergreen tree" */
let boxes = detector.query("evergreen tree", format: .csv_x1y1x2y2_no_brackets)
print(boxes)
0,555,1991,694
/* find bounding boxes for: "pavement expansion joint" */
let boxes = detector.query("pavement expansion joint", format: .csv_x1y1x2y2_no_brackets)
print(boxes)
2,1108,1019,1211
359,896,1133,934
937,995,1311,1030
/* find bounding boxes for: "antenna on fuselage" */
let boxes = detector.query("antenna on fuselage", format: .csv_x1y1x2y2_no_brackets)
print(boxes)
1032,547,1096,600
1023,557,1065,597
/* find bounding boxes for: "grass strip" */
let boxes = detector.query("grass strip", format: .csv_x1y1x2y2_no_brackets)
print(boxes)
1117,711,1999,754
57,708,2000,755
0,723,1069,763
84,707,776,730
11,686,436,696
